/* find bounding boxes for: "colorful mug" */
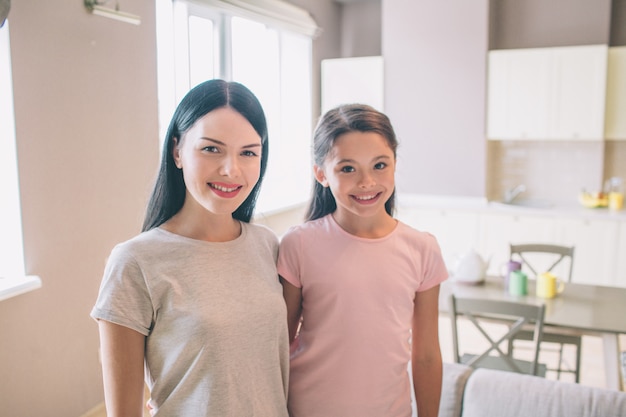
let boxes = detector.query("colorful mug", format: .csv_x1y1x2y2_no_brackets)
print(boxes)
508,270,528,296
536,272,565,299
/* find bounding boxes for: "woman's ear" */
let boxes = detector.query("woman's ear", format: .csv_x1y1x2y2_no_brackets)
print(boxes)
313,164,328,187
172,137,182,169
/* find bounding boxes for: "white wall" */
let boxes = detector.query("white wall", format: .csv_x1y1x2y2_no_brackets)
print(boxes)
383,0,489,198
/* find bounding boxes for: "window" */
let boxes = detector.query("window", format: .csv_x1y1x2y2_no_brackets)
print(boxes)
156,0,317,213
0,21,25,278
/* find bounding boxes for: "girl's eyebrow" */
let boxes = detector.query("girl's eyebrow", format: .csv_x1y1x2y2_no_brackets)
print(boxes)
336,154,392,164
200,137,262,149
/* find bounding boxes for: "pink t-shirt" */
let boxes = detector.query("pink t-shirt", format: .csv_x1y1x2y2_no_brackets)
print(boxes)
277,214,448,417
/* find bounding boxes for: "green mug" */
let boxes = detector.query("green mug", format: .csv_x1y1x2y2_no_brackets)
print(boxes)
508,270,528,296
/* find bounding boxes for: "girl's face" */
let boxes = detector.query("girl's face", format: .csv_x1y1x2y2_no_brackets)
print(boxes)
173,107,262,218
314,130,395,221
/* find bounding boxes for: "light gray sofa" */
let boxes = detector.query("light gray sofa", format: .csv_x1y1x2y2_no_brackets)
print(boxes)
439,362,626,417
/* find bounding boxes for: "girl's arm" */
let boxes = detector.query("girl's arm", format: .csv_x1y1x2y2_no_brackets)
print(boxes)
280,276,303,344
411,284,443,417
98,320,147,417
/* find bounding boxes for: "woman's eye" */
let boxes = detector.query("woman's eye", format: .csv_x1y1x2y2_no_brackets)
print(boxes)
374,162,387,170
241,150,259,157
340,166,355,173
202,146,219,153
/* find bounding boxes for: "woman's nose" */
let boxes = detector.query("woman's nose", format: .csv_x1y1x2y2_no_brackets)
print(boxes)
219,155,241,177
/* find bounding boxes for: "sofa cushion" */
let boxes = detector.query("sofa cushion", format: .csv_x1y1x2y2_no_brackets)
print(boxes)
462,368,626,417
438,362,473,417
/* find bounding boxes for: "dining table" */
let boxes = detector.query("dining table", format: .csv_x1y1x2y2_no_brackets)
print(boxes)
438,275,626,391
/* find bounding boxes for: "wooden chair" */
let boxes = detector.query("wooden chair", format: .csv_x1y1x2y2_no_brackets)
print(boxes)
450,294,547,376
509,243,582,382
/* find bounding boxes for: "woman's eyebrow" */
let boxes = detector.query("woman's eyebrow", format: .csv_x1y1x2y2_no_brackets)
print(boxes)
200,137,261,148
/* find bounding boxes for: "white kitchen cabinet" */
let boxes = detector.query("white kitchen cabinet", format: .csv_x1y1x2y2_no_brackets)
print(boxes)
604,47,626,140
487,48,551,140
614,221,626,288
554,217,619,286
487,45,608,141
396,207,481,271
478,212,556,276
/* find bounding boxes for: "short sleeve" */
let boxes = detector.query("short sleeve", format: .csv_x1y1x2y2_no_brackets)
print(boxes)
277,227,303,288
417,233,448,292
90,244,154,336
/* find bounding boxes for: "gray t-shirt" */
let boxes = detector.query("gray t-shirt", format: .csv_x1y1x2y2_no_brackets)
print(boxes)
91,222,289,416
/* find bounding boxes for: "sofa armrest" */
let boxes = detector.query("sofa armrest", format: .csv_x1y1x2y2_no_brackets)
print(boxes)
438,362,473,417
462,368,626,417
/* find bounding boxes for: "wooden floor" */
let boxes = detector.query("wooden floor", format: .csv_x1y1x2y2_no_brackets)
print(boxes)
83,317,624,417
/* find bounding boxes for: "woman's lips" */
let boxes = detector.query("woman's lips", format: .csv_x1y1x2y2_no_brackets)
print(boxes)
209,182,242,198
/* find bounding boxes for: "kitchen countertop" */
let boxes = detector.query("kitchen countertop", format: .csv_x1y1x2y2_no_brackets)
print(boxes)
397,193,626,221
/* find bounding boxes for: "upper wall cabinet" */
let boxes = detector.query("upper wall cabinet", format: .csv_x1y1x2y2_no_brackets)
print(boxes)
487,45,608,141
604,47,626,140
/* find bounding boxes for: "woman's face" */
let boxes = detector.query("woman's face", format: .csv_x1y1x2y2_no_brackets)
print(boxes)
173,107,262,217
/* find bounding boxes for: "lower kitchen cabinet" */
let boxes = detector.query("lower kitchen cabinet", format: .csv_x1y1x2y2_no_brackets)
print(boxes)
615,221,626,288
555,218,620,286
398,200,626,288
396,207,480,271
478,212,556,276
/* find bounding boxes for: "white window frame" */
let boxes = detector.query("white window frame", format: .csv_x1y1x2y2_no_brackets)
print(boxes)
156,0,317,214
0,22,42,301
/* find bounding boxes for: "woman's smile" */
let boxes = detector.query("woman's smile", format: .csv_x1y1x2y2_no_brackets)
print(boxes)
209,181,243,198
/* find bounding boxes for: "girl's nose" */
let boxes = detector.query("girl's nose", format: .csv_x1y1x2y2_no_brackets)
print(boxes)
358,172,376,188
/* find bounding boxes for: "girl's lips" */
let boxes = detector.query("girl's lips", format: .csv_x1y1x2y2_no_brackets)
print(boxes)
209,182,242,198
351,192,382,205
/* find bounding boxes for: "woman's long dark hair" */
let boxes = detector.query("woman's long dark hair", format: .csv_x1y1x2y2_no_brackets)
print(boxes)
306,104,398,221
142,80,269,231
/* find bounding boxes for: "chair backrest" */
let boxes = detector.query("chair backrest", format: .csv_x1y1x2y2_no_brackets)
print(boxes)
449,294,546,376
510,243,575,282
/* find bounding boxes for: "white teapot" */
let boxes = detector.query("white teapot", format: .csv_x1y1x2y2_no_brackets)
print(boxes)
452,249,490,284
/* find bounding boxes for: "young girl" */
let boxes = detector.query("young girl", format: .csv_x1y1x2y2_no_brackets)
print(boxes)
91,79,289,417
278,104,447,417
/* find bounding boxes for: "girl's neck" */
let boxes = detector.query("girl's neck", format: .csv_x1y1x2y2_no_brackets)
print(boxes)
331,210,397,239
162,206,242,243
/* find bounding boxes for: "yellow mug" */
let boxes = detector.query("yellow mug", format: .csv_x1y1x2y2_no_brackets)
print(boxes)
536,272,565,299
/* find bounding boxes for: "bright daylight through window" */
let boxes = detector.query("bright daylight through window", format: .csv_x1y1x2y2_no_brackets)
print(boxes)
0,21,26,278
156,0,316,214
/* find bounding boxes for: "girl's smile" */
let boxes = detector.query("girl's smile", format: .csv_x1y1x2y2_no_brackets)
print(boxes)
314,130,396,235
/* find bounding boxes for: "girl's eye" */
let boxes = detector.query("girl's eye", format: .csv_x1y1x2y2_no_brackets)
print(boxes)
374,162,387,170
340,166,355,173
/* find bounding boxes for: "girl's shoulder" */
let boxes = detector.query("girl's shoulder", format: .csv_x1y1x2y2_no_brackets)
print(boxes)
281,215,332,240
395,220,441,247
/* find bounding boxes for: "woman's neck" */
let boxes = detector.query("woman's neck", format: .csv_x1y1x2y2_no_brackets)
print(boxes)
161,206,242,242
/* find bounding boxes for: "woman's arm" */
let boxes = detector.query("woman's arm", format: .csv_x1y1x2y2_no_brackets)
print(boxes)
280,276,303,344
411,284,443,417
98,320,146,417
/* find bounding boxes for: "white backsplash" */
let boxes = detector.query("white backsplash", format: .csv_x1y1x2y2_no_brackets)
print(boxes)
487,140,608,204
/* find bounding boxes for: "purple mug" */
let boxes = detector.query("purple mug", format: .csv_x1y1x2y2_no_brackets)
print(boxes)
502,260,522,288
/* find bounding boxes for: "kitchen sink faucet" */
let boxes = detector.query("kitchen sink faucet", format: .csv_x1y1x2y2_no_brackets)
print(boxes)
503,184,527,204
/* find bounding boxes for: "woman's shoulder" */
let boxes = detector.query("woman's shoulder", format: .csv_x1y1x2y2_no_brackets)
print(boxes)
245,222,279,243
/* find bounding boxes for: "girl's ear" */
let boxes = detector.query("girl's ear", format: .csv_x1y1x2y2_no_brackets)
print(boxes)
313,164,329,187
172,137,182,169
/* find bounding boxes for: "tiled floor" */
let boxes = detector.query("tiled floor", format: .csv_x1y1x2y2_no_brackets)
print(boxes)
438,315,625,390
